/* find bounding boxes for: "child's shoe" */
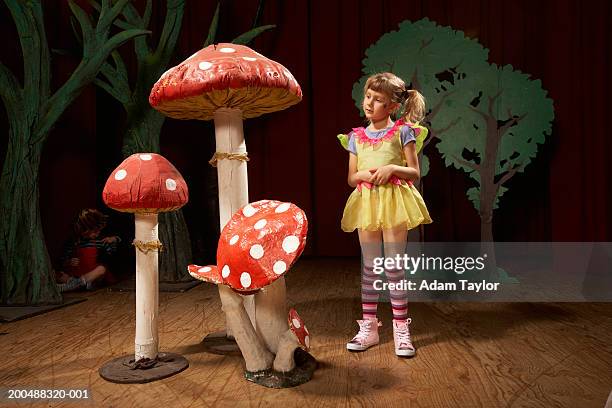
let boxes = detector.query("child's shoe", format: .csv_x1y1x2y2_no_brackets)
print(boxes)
393,318,415,357
57,276,85,293
346,318,381,351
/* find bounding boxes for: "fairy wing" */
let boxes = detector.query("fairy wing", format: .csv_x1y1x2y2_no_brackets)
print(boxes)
413,123,429,154
337,133,349,151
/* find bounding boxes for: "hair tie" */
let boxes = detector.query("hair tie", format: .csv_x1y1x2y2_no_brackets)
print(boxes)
402,89,410,100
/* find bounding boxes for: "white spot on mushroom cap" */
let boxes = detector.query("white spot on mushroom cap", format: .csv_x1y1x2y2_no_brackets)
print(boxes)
198,61,213,70
305,335,310,348
115,169,127,181
198,266,211,273
229,235,239,245
254,219,267,230
282,236,300,254
240,272,252,288
242,56,257,61
139,154,152,161
249,244,264,260
242,205,257,217
166,178,177,191
222,265,230,278
275,203,290,213
219,47,236,53
292,318,301,329
273,261,286,275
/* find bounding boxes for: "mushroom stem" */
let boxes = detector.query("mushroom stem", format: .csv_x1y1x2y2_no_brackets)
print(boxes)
219,285,273,372
134,213,159,361
255,277,289,354
272,329,299,372
214,107,257,336
214,109,248,226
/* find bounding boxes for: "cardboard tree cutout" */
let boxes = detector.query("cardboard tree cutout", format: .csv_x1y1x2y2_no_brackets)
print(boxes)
99,153,189,383
435,63,554,242
189,200,316,388
149,43,302,344
0,0,148,305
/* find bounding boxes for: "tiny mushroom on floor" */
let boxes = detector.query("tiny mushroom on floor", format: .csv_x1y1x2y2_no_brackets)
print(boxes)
189,200,308,372
103,153,188,361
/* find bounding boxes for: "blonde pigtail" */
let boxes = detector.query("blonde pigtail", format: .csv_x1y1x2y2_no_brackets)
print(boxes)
402,90,426,124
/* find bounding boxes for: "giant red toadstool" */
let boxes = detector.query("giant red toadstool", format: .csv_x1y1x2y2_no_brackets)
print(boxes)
149,43,302,342
103,153,188,361
189,200,308,373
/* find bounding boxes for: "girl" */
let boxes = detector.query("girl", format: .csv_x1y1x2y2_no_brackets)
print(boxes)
341,72,432,357
56,209,121,292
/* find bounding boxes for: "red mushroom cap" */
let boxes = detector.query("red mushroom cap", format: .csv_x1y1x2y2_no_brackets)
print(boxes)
187,264,222,285
288,308,310,351
216,200,307,294
149,43,302,121
102,153,188,213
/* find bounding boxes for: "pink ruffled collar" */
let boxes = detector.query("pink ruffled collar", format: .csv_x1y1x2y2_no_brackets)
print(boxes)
353,119,405,146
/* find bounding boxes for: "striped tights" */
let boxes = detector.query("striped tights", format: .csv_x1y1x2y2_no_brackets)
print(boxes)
361,263,408,321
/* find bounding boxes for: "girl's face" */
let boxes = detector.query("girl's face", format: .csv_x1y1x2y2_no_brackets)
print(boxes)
363,88,397,123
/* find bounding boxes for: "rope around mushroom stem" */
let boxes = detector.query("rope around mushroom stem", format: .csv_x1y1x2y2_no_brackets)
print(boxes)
208,152,249,167
133,240,164,254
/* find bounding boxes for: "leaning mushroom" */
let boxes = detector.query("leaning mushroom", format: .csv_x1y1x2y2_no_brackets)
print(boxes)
149,43,302,340
274,309,310,372
103,153,188,361
189,200,309,376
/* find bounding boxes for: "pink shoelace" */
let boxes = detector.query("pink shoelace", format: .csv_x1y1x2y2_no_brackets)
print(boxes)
394,319,414,349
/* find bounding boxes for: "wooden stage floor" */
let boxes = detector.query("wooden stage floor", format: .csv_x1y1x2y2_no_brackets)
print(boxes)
1,258,611,407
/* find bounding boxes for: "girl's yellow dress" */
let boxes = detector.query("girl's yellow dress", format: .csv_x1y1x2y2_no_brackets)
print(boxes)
341,120,432,232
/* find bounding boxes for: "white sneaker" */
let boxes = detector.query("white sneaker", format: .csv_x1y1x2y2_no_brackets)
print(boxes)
346,318,381,351
393,318,416,357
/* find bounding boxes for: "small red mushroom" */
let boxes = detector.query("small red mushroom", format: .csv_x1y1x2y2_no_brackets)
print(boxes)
288,308,310,351
103,153,188,361
103,153,188,213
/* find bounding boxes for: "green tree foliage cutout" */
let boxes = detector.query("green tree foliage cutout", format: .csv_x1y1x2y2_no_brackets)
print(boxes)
0,0,148,304
84,1,274,282
355,19,554,248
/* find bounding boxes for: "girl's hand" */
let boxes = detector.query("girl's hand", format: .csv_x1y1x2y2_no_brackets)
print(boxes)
355,170,373,183
69,257,80,267
369,165,397,185
102,236,119,244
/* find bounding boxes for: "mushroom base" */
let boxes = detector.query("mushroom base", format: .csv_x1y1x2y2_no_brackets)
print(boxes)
244,349,317,389
99,352,189,384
